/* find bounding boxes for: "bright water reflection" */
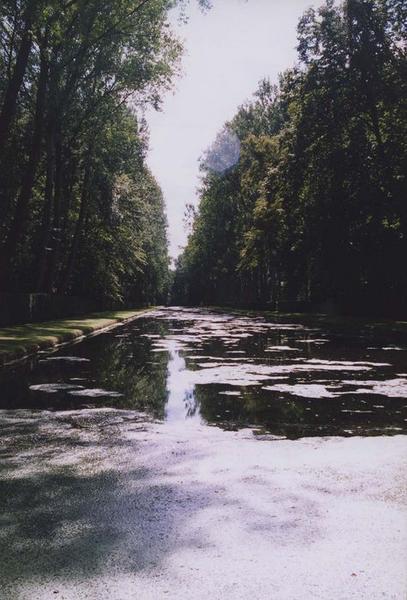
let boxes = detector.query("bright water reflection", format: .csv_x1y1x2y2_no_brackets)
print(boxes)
0,307,406,439
165,341,201,425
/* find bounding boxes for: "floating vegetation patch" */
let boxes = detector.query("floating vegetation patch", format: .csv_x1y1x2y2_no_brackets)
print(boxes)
39,356,90,363
304,359,390,367
68,388,124,398
262,383,337,399
340,378,407,398
265,346,302,352
368,346,406,351
297,339,327,344
29,383,84,393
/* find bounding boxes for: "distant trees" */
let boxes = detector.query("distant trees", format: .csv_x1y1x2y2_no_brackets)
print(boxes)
173,0,407,316
0,0,206,306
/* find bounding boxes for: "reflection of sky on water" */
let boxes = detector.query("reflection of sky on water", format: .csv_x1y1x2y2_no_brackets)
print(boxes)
165,341,201,425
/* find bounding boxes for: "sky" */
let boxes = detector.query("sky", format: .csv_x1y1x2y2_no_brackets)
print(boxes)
146,0,315,260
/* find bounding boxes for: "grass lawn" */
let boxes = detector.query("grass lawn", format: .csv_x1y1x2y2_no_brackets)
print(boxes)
0,308,154,365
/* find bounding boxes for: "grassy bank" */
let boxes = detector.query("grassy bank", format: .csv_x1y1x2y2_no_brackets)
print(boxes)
0,308,155,366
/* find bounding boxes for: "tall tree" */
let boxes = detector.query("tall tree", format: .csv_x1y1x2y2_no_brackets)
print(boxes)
174,0,407,316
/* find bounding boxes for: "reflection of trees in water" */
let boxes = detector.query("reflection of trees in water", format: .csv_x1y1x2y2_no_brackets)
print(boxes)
194,385,314,436
194,385,252,427
83,324,170,418
195,383,407,437
0,321,170,415
0,360,34,408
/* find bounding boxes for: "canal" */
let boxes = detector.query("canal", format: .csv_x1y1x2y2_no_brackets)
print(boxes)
0,308,406,600
0,307,406,438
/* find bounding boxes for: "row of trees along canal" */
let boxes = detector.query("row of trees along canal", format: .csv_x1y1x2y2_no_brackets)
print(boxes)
0,0,209,308
173,0,407,317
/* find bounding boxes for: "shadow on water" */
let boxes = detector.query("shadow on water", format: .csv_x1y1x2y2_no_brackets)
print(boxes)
0,307,406,438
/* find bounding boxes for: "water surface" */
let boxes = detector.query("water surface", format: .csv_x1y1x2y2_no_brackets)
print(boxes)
1,307,406,439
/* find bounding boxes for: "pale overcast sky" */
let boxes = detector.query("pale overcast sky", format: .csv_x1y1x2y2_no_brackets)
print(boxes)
146,0,315,259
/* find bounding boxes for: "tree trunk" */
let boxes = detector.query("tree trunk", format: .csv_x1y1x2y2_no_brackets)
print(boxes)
0,46,48,289
0,3,35,144
58,159,91,294
43,133,63,292
36,125,56,291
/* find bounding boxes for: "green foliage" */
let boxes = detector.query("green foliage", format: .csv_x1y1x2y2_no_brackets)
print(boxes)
0,0,197,305
173,0,407,316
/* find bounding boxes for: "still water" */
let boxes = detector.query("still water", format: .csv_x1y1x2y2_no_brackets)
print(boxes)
1,307,406,439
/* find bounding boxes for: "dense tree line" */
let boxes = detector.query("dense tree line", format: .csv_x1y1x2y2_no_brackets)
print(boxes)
0,0,207,306
173,0,407,316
